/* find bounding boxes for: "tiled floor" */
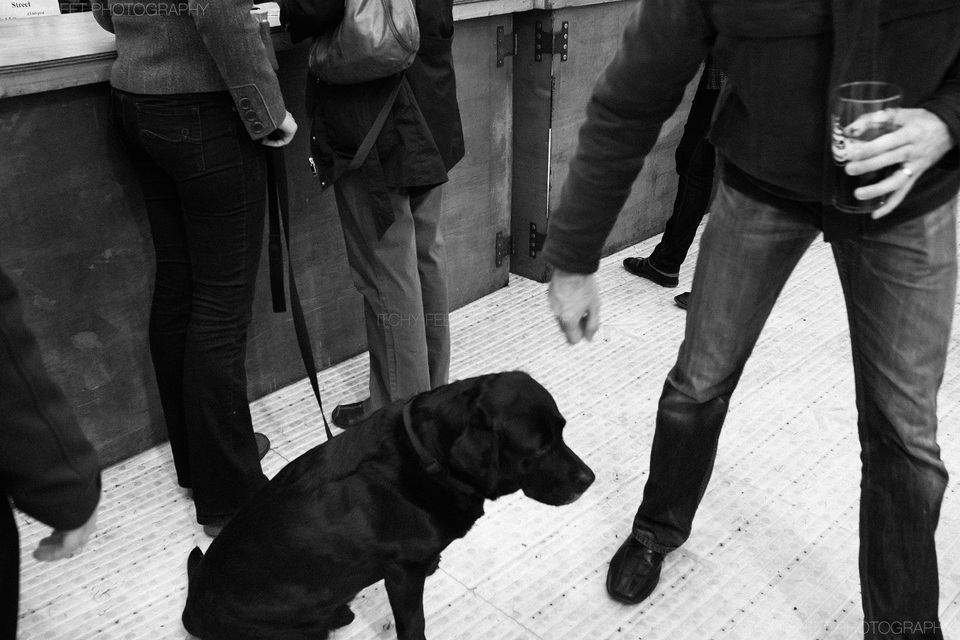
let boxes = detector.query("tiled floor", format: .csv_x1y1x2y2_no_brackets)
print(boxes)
15,220,960,639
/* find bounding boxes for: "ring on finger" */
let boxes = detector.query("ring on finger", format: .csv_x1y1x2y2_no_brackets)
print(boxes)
900,165,914,179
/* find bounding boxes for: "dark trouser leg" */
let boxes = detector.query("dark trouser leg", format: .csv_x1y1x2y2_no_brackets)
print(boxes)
112,91,268,523
1,495,18,640
832,200,955,640
633,183,819,552
109,90,193,488
649,67,721,274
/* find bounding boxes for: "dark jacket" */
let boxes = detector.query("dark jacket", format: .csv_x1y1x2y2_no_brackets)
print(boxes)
1,267,101,636
302,0,465,237
543,0,960,273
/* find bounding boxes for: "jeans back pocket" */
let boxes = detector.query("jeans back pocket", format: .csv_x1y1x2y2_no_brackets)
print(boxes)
135,102,205,180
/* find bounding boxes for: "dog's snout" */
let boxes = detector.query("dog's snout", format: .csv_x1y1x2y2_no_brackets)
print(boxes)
574,465,595,491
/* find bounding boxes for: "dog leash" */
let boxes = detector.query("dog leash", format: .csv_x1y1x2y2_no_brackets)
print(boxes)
266,146,334,441
401,400,482,498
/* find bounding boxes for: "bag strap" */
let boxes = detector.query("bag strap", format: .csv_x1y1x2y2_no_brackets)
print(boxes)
266,147,334,441
347,75,404,172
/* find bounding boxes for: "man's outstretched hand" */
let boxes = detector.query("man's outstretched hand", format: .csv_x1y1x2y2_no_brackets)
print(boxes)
548,269,601,344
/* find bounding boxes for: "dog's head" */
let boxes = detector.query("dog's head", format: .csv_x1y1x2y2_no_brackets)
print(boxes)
435,371,594,505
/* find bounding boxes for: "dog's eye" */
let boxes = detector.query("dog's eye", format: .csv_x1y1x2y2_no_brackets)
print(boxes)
519,446,551,472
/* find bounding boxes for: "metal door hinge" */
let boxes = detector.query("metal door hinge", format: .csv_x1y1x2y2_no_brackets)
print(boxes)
535,21,569,62
495,232,513,267
529,223,547,258
497,26,517,67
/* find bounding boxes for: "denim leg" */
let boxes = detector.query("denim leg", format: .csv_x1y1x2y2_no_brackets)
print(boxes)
633,184,820,552
410,186,450,390
334,174,432,412
110,90,193,488
649,69,720,274
831,200,956,640
118,91,268,523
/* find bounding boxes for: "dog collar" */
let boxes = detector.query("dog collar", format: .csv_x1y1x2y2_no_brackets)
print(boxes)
402,400,483,499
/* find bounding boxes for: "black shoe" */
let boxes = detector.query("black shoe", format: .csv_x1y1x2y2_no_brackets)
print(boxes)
674,291,690,310
254,432,270,460
606,536,665,604
332,400,368,429
622,257,679,288
330,603,355,629
426,553,441,576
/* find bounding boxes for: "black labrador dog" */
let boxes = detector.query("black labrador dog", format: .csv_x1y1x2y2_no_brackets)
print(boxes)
182,371,594,640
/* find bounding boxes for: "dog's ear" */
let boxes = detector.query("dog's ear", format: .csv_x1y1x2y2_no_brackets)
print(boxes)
449,380,502,496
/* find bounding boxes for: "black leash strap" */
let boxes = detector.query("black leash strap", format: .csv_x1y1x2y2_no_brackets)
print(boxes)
266,147,333,440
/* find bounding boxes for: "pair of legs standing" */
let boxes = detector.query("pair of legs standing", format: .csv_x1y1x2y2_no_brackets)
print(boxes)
334,172,450,416
616,182,955,638
110,90,269,528
623,59,721,304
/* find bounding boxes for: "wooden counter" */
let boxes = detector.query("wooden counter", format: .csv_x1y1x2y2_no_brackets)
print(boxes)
0,0,692,465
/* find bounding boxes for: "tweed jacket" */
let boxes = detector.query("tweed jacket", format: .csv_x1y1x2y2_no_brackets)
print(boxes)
93,0,286,140
543,0,960,273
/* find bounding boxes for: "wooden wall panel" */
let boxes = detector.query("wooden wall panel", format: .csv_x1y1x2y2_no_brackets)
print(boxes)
0,17,513,466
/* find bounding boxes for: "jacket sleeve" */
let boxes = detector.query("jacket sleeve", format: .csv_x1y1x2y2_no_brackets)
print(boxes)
189,0,287,140
541,0,713,274
0,271,100,531
919,39,960,170
92,1,114,32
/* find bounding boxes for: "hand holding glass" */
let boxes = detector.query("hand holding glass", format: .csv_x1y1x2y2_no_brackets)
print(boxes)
831,81,903,213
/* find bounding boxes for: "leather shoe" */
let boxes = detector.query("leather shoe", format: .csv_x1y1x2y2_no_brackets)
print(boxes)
622,256,679,288
674,291,690,310
332,399,368,429
255,432,270,460
606,535,665,604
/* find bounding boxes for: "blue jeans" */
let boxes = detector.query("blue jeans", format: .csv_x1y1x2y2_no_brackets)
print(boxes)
110,89,268,525
632,183,955,639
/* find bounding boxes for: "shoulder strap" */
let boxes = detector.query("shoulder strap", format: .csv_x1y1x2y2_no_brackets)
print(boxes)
347,74,404,172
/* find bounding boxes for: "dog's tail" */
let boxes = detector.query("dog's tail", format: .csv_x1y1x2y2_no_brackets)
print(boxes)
187,546,204,583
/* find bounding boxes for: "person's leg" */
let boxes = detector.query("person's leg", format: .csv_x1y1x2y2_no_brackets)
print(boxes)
608,184,820,603
132,93,269,525
648,67,721,274
110,89,194,488
633,185,819,550
0,498,18,640
334,174,432,412
409,186,450,390
831,200,956,640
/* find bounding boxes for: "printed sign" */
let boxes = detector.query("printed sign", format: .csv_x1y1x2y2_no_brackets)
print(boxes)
1,0,60,19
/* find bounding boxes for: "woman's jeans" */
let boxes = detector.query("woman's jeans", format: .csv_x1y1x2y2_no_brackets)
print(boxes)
110,89,268,525
648,65,721,274
633,183,955,639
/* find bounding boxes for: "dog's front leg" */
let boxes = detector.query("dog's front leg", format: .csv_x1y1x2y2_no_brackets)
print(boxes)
384,563,430,640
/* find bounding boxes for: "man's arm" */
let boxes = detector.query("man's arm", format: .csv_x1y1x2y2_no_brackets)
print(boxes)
0,270,100,550
541,0,714,276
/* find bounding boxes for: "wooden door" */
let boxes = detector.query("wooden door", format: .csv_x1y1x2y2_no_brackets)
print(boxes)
509,3,699,282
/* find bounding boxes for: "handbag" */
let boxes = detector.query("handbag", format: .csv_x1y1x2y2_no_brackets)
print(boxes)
308,0,419,85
